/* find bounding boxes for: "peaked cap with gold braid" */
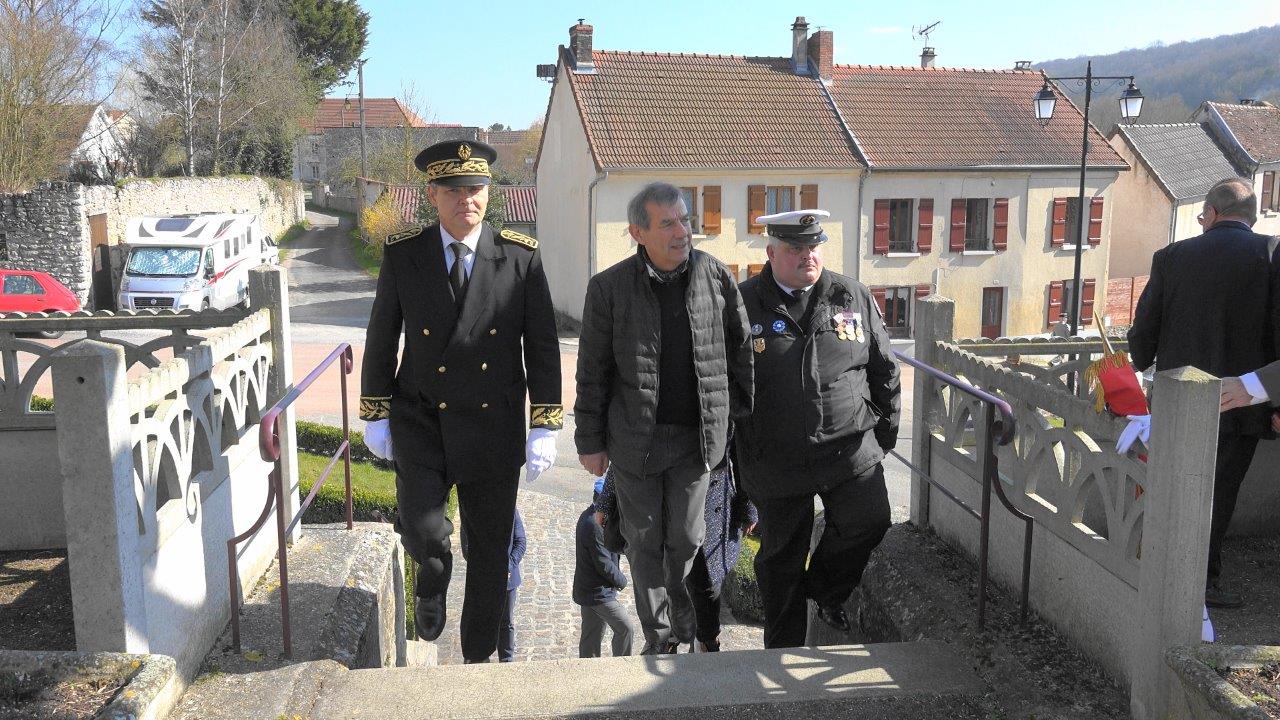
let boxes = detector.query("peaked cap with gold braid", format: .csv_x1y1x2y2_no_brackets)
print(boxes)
414,139,497,186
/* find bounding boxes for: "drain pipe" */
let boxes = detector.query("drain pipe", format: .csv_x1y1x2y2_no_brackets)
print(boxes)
587,171,609,276
854,168,868,282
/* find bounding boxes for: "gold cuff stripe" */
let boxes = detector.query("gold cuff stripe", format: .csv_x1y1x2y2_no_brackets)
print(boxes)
359,397,391,421
529,404,564,429
424,158,491,182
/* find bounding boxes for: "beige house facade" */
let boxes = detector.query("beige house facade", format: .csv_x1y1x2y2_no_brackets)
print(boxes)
537,19,1128,337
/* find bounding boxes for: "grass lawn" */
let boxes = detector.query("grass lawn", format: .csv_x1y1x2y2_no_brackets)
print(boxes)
348,227,382,278
297,451,396,499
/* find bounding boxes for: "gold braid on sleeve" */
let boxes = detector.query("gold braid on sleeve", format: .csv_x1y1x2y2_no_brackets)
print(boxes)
359,396,392,421
529,404,564,430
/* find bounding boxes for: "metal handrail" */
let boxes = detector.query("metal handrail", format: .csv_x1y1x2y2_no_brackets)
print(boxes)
892,349,1034,629
226,343,354,658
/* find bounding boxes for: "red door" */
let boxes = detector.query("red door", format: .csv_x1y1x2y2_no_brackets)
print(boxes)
981,287,1004,339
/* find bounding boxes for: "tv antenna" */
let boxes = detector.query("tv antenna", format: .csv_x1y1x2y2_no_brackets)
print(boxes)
912,21,941,46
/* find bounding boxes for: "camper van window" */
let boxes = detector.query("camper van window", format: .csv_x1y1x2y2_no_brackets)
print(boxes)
155,218,195,232
203,249,214,277
126,247,202,277
224,238,231,257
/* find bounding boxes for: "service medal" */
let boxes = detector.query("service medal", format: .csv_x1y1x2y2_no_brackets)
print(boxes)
772,319,786,333
751,323,763,336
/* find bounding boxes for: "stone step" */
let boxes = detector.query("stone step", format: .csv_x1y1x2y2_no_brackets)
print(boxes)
311,641,989,719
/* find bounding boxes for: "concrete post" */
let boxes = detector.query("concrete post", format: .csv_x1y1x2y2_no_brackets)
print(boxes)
250,265,300,542
1131,366,1220,720
51,340,148,653
910,296,954,527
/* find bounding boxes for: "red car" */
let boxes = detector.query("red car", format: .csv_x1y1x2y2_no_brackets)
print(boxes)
0,269,82,335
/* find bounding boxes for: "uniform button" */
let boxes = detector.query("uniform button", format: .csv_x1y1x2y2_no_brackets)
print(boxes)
438,402,447,410
437,366,446,373
481,362,488,371
489,328,497,336
481,402,489,408
422,328,430,336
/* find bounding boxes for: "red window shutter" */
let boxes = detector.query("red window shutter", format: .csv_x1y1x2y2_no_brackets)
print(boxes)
1081,279,1096,325
871,287,887,317
747,263,764,278
1047,280,1064,327
992,197,1009,251
800,184,819,210
702,185,722,234
747,185,765,234
726,263,739,280
1088,197,1104,246
917,199,933,253
1051,198,1067,247
914,283,931,299
949,199,967,252
1262,172,1274,211
873,199,890,254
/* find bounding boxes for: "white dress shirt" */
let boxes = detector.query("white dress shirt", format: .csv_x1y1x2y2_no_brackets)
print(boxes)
1240,372,1270,404
441,224,482,278
774,279,815,297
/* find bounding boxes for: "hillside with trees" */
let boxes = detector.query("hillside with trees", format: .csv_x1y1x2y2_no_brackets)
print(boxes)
1036,24,1280,133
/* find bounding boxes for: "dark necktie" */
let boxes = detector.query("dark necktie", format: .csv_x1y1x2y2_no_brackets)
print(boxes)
449,241,469,307
792,288,806,301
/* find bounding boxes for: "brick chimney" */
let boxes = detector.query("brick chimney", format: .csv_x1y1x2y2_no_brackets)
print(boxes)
920,46,936,69
807,29,833,81
791,17,810,75
569,19,594,73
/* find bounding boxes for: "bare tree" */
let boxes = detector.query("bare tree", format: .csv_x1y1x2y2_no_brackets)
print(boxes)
138,0,210,175
0,0,126,191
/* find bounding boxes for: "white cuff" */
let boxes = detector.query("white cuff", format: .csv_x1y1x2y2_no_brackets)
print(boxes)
1240,372,1270,404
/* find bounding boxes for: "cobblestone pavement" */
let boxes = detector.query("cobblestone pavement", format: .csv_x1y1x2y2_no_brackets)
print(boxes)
433,487,764,664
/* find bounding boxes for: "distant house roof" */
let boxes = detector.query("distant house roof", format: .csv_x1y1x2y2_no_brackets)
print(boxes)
1111,123,1244,200
484,130,530,145
501,185,536,223
565,51,864,170
1197,101,1280,165
50,104,102,160
306,98,428,132
383,184,535,225
827,66,1126,170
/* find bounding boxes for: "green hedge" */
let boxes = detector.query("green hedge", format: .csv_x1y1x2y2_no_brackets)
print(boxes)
724,535,764,623
296,419,387,467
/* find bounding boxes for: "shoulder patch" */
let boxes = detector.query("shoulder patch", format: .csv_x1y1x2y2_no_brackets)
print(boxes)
498,228,537,250
386,225,424,246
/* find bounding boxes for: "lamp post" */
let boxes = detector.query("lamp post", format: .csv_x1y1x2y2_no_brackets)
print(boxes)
1035,60,1143,336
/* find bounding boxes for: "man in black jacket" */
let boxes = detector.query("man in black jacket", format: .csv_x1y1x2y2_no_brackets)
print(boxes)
574,479,634,658
1128,177,1280,609
359,140,562,662
736,210,901,648
575,181,753,654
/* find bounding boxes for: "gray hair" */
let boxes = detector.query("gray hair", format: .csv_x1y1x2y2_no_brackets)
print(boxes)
1205,178,1257,224
627,182,683,229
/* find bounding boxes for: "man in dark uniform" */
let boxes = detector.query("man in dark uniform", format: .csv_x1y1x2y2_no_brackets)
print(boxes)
735,209,900,649
359,139,562,663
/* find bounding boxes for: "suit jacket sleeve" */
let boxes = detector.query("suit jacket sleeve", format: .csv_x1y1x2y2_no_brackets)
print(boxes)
359,244,403,420
580,512,627,590
523,247,563,429
510,511,527,567
864,287,902,452
574,276,615,455
1127,251,1164,372
1257,360,1280,404
721,268,755,419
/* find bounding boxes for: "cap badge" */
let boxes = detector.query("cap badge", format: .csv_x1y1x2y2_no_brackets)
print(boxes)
458,143,472,161
800,214,817,226
751,323,763,336
753,338,766,354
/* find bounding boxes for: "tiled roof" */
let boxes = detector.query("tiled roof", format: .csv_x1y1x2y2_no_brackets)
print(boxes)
1112,123,1244,200
50,104,99,159
1205,101,1280,164
485,130,530,145
567,51,864,170
306,99,428,132
383,184,536,225
500,185,536,223
827,65,1126,169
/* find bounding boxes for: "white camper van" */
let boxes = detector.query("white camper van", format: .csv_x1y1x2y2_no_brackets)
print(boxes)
118,213,276,311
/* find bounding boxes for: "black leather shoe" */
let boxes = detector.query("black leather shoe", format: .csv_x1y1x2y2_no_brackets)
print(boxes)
815,603,852,633
414,594,446,641
1205,583,1244,609
463,657,490,664
640,640,681,655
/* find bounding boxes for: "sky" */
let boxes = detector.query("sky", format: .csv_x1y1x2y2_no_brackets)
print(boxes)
339,0,1280,129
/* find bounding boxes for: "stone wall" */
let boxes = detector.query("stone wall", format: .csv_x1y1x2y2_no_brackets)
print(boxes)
0,182,92,301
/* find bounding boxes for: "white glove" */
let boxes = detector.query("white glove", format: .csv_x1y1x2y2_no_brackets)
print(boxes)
1115,415,1151,454
364,419,393,461
524,428,558,484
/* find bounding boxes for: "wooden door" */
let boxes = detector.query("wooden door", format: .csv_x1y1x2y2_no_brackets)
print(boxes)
981,287,1004,339
88,213,114,310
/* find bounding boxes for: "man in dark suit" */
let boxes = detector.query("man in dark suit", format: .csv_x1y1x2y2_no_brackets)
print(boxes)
359,140,562,662
1128,177,1279,609
461,509,527,662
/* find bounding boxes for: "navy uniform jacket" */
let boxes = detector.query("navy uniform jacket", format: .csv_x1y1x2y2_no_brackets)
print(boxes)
1128,220,1280,436
735,264,900,499
359,222,562,476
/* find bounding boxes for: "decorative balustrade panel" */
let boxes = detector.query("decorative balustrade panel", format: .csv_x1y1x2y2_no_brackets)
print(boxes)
126,310,272,545
0,309,246,429
926,337,1148,589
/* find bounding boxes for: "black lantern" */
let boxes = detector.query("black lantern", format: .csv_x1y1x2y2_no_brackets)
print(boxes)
1034,83,1057,121
1119,81,1144,122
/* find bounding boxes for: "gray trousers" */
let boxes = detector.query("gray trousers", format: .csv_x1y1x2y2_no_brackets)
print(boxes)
612,424,710,648
578,600,635,657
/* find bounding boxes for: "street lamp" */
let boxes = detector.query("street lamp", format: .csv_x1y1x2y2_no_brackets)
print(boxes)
1035,60,1143,337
